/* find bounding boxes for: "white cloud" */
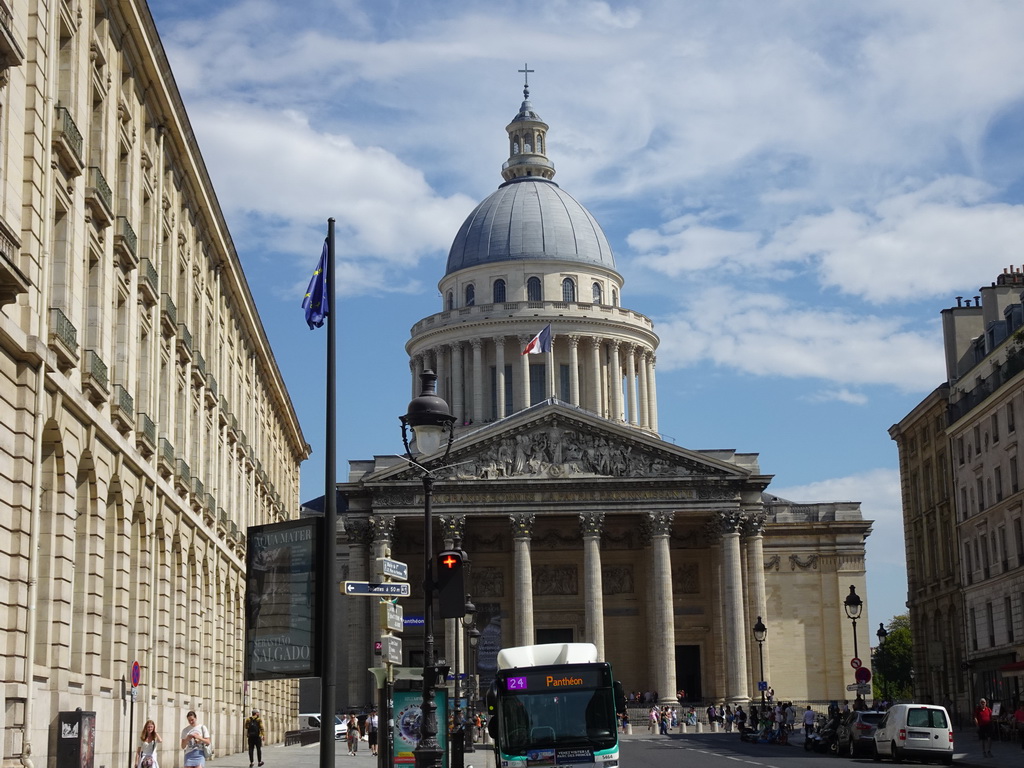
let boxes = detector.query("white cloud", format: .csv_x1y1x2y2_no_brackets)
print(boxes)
807,389,869,406
771,468,908,623
652,286,945,392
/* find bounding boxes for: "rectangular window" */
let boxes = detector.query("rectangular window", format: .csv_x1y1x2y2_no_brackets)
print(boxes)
528,363,546,406
996,466,1004,502
1000,526,1009,571
978,478,985,511
970,607,978,651
1007,596,1015,644
1016,518,1024,563
559,364,570,401
958,436,965,465
981,534,990,578
965,544,973,585
987,602,996,647
993,413,1001,443
1009,401,1017,433
975,425,982,454
961,487,969,521
1013,456,1020,493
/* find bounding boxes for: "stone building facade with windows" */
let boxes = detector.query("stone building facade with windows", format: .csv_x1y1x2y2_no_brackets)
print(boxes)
329,81,875,711
892,268,1024,717
0,0,307,763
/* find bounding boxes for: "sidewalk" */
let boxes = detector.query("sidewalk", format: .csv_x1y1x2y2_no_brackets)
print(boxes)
208,739,495,768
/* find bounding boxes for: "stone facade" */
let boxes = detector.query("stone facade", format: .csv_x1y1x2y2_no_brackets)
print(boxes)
0,0,307,764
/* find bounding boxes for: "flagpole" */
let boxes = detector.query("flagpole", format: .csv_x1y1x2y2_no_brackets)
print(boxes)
321,217,338,768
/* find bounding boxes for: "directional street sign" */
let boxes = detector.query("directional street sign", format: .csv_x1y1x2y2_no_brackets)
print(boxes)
343,581,411,597
847,683,872,693
382,635,402,665
376,557,409,582
380,602,404,632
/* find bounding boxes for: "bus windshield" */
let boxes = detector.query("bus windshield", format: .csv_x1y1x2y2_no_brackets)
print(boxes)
498,686,618,755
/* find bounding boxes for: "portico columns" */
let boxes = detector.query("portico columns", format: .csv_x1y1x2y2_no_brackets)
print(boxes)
745,513,769,695
644,511,677,705
579,511,605,659
511,513,535,646
647,355,659,433
717,511,749,705
471,339,484,423
625,345,638,425
495,336,507,419
568,335,581,407
609,340,622,421
451,341,464,423
637,351,649,429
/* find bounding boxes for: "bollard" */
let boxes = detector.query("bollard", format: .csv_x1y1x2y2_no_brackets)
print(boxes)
626,723,632,735
696,721,702,733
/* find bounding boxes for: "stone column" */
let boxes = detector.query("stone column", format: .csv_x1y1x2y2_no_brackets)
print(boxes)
717,511,749,705
412,357,424,399
451,341,464,424
637,350,650,429
588,337,603,416
436,345,449,407
647,354,659,433
609,340,622,421
345,518,373,707
495,336,506,420
643,511,677,705
518,335,532,411
510,513,535,646
625,345,638,425
546,340,556,400
579,511,605,659
568,335,581,407
745,513,769,695
471,338,484,424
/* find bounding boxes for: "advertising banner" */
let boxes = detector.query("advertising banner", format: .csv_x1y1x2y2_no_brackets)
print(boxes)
393,690,447,766
244,517,322,679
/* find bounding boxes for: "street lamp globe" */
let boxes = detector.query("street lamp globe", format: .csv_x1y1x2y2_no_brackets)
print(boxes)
753,616,767,643
401,370,456,456
843,585,863,621
876,623,888,644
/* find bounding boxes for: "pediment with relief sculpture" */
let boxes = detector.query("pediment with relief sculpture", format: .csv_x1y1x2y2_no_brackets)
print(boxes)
373,403,748,484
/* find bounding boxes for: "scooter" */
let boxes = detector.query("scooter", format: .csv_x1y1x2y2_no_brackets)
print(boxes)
805,714,844,753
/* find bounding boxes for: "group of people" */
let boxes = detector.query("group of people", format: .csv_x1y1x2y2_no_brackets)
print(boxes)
133,708,267,768
345,709,380,756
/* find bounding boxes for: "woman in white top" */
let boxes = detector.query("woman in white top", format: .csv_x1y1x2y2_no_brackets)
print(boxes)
136,719,162,768
180,711,211,767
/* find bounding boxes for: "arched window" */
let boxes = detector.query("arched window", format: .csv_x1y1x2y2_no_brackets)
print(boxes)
537,134,544,154
592,282,602,304
612,288,618,306
465,283,475,306
446,291,454,311
527,277,542,302
493,279,506,303
562,278,576,303
513,140,519,155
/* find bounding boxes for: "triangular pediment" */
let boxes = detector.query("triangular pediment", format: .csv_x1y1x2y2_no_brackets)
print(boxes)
364,402,755,484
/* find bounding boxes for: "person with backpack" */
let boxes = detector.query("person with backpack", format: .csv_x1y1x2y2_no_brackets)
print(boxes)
244,708,265,767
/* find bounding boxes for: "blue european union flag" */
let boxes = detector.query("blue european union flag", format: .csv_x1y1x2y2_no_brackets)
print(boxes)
302,239,329,329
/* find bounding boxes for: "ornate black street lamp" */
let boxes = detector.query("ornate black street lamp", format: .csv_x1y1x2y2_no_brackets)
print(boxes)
401,370,456,768
876,623,888,702
843,585,863,663
752,616,767,708
462,597,477,754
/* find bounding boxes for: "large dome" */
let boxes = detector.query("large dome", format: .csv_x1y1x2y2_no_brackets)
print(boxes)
445,176,616,275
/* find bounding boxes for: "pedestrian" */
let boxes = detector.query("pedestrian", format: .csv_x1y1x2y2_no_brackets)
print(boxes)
974,697,994,757
803,705,816,740
136,719,162,768
180,711,211,767
244,708,265,767
346,713,360,755
1014,702,1024,749
367,708,379,756
648,705,658,732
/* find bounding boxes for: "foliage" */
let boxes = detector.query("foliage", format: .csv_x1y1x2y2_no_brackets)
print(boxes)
873,614,914,702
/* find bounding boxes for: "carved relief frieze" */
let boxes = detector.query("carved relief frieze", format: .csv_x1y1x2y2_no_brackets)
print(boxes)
532,564,578,595
790,554,819,571
601,565,634,594
472,566,504,598
764,555,781,571
672,562,700,594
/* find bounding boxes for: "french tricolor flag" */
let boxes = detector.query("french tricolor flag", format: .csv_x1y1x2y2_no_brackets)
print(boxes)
522,324,553,355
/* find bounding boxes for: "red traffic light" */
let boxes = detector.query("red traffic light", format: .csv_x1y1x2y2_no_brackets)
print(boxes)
440,552,462,569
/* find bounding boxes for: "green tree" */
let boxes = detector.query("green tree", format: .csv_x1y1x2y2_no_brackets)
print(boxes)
873,615,913,702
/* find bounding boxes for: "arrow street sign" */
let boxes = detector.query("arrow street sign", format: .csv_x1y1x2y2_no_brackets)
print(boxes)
343,581,411,597
376,557,409,582
847,683,872,693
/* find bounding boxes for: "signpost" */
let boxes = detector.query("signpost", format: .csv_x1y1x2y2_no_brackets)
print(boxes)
376,557,409,582
847,683,872,694
343,581,412,597
382,635,402,665
855,666,872,684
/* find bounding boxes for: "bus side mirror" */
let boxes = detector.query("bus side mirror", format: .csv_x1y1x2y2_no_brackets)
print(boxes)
488,717,499,740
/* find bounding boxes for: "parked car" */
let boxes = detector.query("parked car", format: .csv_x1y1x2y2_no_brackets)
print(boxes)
872,704,953,765
298,713,347,740
837,710,885,756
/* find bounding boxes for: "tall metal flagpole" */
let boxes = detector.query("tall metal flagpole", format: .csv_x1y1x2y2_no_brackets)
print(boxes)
321,218,338,768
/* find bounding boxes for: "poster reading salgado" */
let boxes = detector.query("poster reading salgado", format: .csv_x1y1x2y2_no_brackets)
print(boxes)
245,517,322,680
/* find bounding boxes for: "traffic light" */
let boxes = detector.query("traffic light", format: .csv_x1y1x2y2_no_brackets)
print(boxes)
436,549,466,618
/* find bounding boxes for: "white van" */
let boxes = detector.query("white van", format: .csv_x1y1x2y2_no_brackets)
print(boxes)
872,703,953,764
298,713,347,740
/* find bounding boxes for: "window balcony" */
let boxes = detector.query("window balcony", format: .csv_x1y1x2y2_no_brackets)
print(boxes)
0,217,26,306
174,457,191,496
114,216,138,270
205,373,218,408
81,349,109,405
176,323,193,364
157,437,174,479
111,383,134,435
136,412,156,457
85,167,113,226
48,307,78,371
138,259,159,307
0,0,24,72
192,352,207,387
52,106,84,176
159,293,176,337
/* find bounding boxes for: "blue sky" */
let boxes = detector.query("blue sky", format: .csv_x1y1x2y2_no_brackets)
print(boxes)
147,0,1024,638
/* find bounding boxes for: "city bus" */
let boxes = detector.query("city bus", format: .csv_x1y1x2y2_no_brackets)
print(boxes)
486,643,622,768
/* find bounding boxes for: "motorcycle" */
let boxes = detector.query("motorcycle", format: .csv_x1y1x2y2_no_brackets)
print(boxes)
805,713,848,754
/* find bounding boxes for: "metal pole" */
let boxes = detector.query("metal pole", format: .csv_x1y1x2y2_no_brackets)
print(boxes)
321,218,338,768
758,641,765,707
415,473,443,768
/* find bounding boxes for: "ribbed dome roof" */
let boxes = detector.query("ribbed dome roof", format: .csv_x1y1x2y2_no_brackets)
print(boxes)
445,176,616,275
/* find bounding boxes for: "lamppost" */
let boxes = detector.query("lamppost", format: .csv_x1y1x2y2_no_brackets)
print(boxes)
752,616,767,710
401,370,456,768
463,597,477,754
843,585,863,663
467,625,480,745
876,623,888,703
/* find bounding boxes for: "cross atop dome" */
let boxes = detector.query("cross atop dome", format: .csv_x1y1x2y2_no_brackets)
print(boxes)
504,65,554,182
519,63,534,100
